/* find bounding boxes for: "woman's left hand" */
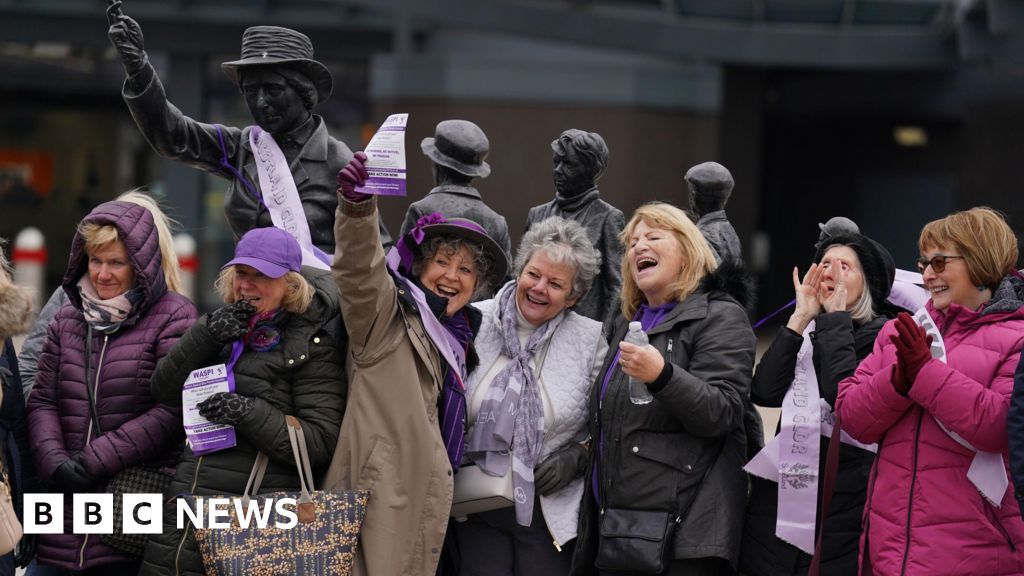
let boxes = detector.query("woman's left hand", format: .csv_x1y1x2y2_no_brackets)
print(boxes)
618,341,665,383
821,266,849,313
198,392,255,426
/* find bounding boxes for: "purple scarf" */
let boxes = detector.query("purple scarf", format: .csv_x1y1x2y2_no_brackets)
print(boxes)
465,283,566,526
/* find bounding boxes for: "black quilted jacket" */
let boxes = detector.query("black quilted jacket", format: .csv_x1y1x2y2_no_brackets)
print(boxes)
139,267,347,576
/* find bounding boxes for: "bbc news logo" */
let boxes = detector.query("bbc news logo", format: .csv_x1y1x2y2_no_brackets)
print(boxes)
23,494,301,534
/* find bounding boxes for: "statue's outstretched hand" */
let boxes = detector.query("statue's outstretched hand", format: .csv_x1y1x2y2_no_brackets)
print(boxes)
106,0,147,75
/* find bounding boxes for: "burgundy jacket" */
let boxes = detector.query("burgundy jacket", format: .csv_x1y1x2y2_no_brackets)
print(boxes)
27,201,197,570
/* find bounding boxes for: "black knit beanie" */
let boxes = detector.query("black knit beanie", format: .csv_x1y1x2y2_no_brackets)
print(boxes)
813,232,895,312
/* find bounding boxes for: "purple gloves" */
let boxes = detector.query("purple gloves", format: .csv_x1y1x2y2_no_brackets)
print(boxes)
337,151,372,203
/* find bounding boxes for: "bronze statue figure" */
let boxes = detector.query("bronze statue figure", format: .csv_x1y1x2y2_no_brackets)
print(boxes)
401,119,512,264
106,0,391,256
526,129,625,327
686,161,742,266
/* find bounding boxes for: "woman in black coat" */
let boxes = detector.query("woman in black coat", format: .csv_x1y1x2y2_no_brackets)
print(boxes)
140,228,346,576
739,231,898,576
571,202,756,576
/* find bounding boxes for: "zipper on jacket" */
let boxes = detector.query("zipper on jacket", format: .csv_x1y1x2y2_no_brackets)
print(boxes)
175,455,204,575
79,334,109,568
899,411,925,576
982,494,1017,551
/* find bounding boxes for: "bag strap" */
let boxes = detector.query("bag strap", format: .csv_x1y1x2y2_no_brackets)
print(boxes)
285,416,316,504
83,326,102,438
807,411,843,576
242,417,316,512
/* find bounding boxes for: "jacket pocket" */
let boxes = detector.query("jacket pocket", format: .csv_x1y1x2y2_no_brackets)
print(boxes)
617,431,701,510
981,493,1017,552
357,436,395,493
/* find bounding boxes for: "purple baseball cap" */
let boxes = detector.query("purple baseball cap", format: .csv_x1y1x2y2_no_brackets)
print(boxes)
222,227,302,278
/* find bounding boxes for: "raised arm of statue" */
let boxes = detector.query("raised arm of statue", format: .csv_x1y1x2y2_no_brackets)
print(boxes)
107,0,148,77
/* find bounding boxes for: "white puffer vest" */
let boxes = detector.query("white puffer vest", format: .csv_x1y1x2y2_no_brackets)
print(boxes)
468,283,606,546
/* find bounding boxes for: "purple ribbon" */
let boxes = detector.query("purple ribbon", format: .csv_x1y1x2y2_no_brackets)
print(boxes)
394,212,489,275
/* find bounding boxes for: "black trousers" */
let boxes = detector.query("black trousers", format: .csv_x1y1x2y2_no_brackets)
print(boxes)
455,501,574,576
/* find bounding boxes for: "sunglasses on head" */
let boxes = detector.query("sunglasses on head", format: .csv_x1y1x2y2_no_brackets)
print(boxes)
916,254,964,274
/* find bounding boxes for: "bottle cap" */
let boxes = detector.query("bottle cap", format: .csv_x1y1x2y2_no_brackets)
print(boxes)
628,321,642,331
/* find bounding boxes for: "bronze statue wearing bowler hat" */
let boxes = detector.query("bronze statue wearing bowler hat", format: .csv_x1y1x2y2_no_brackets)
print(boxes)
106,0,391,255
685,161,742,266
400,119,512,266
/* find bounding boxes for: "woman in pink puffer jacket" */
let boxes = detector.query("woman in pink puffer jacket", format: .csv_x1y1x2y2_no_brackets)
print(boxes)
836,207,1024,575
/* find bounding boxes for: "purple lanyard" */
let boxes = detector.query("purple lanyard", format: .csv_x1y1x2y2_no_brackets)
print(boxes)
225,340,245,392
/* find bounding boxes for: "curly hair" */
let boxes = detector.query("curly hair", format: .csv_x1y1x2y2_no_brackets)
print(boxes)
412,235,495,300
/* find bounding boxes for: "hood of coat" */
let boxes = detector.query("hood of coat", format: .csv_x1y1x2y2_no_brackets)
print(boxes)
62,201,166,320
699,258,755,310
0,280,33,339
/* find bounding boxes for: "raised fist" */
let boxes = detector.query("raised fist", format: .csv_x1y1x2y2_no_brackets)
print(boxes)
106,0,148,75
337,152,371,203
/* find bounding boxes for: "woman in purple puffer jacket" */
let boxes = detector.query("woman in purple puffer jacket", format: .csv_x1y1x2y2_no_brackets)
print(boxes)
26,199,197,576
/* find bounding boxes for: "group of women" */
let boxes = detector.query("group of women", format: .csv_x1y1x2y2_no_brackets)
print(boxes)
0,152,1021,576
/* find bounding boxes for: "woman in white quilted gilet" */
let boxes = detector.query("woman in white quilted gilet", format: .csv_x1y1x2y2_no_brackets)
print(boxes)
456,216,609,576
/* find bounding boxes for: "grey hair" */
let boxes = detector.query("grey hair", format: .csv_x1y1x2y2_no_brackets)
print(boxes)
412,235,495,300
846,285,875,326
514,216,601,301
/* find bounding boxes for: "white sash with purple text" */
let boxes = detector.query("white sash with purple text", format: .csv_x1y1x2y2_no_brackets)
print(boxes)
249,127,330,270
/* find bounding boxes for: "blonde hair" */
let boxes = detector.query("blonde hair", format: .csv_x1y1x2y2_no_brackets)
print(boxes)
619,202,718,319
919,207,1018,290
78,223,121,256
214,267,315,314
117,190,183,294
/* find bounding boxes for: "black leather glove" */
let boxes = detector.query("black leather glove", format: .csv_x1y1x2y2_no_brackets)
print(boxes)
534,443,588,496
53,457,97,493
198,392,255,426
206,300,256,344
106,0,149,76
15,533,36,568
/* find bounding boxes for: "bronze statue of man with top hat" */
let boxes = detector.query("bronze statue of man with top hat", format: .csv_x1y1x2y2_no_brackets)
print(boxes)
106,0,391,256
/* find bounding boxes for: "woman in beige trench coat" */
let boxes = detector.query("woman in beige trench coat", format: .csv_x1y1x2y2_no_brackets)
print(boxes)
325,152,509,576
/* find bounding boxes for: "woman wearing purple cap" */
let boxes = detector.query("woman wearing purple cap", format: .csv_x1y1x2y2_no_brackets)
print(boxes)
26,199,198,576
139,226,346,576
326,154,509,576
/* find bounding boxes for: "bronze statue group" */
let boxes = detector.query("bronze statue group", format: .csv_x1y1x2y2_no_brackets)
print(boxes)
1,4,1023,576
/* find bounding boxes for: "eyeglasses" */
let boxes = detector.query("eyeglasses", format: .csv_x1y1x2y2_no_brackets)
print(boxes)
916,255,964,274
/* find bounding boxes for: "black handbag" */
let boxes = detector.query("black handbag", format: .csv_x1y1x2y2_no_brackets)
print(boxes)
82,328,173,555
594,436,722,575
595,508,679,573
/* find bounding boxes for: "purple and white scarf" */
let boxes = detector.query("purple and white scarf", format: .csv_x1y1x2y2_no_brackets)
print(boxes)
465,283,566,526
77,276,140,334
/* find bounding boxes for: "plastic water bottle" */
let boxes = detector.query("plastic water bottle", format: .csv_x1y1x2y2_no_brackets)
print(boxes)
625,321,654,405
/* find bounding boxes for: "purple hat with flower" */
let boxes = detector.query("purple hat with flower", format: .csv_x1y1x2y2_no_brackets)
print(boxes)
396,213,509,287
222,227,302,279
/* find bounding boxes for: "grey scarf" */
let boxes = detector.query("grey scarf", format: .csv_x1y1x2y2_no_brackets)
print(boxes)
466,283,566,526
